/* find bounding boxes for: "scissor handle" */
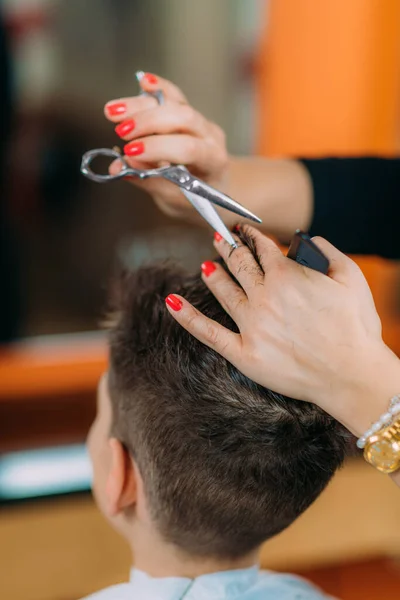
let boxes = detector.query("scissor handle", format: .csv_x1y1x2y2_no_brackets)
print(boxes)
80,148,134,183
81,147,187,184
141,88,164,105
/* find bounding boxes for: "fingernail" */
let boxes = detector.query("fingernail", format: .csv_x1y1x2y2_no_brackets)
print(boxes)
201,261,217,277
144,73,158,85
214,232,223,242
115,119,135,137
232,224,241,233
124,141,145,156
165,294,182,312
107,102,127,116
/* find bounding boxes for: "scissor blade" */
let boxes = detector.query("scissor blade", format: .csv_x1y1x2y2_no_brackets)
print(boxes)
181,190,238,247
189,180,262,223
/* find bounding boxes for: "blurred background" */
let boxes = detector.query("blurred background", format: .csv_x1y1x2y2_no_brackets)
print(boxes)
1,1,400,598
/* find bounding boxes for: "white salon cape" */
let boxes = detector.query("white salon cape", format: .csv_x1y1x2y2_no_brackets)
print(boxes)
82,566,334,599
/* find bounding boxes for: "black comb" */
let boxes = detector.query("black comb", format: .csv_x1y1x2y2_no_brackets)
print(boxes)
287,230,329,275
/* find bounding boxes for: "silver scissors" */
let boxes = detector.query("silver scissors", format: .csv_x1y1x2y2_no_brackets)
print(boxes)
80,72,262,247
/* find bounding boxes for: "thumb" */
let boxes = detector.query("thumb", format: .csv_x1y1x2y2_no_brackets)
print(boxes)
311,236,364,285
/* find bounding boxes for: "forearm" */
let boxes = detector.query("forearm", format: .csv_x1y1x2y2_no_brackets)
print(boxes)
226,156,400,259
335,346,400,489
224,157,313,241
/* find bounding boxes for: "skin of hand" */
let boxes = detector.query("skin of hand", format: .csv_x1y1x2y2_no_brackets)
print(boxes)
165,226,400,440
104,72,229,224
104,73,313,239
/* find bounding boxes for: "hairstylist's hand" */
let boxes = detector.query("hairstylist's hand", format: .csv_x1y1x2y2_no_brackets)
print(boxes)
104,73,229,223
165,227,400,435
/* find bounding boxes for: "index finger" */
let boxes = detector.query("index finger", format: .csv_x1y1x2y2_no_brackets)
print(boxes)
164,294,241,361
213,225,285,282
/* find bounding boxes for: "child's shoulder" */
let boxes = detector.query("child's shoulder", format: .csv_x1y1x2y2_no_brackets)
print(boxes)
79,582,134,600
251,570,335,599
80,572,335,600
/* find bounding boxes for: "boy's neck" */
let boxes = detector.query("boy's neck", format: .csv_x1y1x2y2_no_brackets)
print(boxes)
129,525,259,580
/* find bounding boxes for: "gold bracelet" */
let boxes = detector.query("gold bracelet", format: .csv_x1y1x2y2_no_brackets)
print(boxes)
363,417,400,474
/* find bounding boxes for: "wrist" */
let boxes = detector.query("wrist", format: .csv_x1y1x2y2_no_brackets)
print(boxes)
226,157,313,240
329,344,400,437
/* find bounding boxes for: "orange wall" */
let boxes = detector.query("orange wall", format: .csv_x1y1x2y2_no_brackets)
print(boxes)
256,0,400,353
257,0,400,157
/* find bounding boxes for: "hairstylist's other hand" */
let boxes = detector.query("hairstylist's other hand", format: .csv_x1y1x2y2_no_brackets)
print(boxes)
165,227,400,435
104,73,229,223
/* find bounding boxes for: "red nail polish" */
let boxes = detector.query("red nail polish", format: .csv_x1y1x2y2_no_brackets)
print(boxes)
124,141,145,156
214,232,223,242
232,224,241,233
115,119,135,137
201,261,217,277
144,73,158,85
165,294,182,312
107,102,127,116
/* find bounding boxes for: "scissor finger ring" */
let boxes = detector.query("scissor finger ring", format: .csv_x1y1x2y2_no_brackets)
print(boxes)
80,148,132,183
141,89,164,106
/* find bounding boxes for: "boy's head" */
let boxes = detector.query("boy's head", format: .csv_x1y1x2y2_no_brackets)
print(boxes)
88,232,352,561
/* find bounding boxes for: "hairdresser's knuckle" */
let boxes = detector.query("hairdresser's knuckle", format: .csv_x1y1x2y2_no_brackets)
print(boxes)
229,247,249,269
229,294,247,313
180,103,197,126
235,258,251,276
128,95,153,114
247,265,264,280
183,136,198,160
243,338,264,367
251,279,265,292
205,322,221,347
184,310,201,332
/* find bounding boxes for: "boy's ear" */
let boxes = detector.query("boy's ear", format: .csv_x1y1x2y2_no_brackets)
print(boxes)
105,438,137,517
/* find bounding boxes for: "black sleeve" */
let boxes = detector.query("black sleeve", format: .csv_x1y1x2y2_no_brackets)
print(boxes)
301,158,400,259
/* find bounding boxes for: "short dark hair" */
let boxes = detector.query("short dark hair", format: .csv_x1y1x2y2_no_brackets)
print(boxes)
107,231,352,559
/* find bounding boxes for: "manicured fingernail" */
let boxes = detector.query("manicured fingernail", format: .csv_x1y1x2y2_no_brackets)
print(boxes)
165,294,182,311
201,261,217,277
124,141,145,156
115,119,135,137
214,232,223,242
232,224,241,233
107,102,126,116
144,73,158,85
